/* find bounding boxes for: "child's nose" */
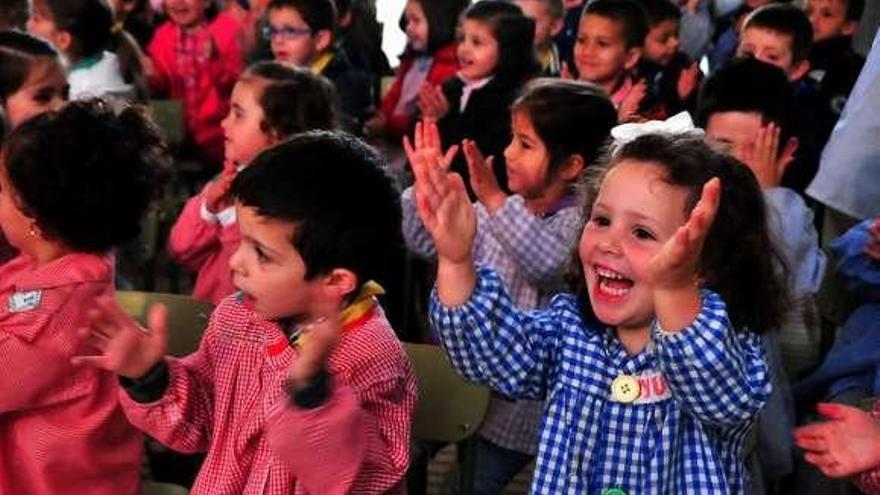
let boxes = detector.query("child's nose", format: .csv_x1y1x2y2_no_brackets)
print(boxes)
597,235,622,255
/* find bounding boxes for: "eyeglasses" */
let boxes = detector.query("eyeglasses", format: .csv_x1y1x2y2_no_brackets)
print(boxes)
262,25,312,41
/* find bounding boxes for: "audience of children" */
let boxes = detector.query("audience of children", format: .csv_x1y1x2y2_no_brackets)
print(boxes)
572,0,649,121
0,0,879,493
26,0,147,102
515,0,566,77
365,0,466,140
0,98,167,495
635,0,701,120
146,0,244,171
168,61,337,304
403,78,617,495
75,131,417,494
422,127,784,493
421,0,538,199
264,0,371,133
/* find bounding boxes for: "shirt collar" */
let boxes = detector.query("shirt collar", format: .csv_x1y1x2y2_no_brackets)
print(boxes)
10,252,113,291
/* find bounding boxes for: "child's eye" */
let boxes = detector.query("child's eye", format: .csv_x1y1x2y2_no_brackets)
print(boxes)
254,245,270,263
591,215,610,227
633,227,656,240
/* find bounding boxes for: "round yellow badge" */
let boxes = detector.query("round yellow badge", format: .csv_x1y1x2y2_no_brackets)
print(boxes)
611,375,640,403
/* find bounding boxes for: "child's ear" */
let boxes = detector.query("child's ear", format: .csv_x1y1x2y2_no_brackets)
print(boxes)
322,268,359,301
842,20,859,37
54,31,73,54
559,154,585,182
623,47,642,71
788,59,810,81
313,29,333,54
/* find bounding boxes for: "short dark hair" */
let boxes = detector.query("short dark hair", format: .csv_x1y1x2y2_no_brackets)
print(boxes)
696,57,795,146
462,0,539,81
843,0,865,22
398,0,470,54
583,0,649,48
3,99,168,252
575,133,789,334
512,78,617,178
268,0,337,32
231,131,403,288
743,3,813,64
635,0,681,25
242,61,339,138
41,0,113,59
0,30,60,102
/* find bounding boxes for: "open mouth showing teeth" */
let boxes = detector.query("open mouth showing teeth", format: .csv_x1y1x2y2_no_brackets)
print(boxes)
595,266,634,297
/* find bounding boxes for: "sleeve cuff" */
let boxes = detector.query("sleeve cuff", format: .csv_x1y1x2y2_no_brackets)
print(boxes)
287,367,332,409
199,201,220,224
120,360,170,403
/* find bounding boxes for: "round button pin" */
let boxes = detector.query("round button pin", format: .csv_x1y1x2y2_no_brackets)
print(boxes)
611,375,640,403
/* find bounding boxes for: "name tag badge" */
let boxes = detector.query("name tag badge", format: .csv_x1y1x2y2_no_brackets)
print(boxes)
610,370,670,405
8,290,42,313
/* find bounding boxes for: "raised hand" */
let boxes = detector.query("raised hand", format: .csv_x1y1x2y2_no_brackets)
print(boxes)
462,139,506,212
738,123,793,190
418,84,450,121
794,402,880,478
677,63,701,101
413,145,476,265
288,297,342,386
71,297,168,380
649,178,721,290
205,160,238,213
402,119,459,178
618,79,647,122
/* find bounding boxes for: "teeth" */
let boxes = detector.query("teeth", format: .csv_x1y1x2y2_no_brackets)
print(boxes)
599,278,630,296
596,266,625,280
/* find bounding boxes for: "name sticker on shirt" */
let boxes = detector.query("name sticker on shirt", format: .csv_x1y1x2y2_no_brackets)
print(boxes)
610,370,671,405
7,290,42,313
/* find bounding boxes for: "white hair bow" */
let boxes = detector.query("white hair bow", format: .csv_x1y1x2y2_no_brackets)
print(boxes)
610,112,704,145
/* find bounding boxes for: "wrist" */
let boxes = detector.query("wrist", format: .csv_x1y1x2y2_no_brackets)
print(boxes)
483,191,507,214
436,256,476,307
653,284,702,333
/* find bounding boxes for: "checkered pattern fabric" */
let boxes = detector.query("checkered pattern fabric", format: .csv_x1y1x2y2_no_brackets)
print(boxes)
430,267,771,494
403,189,582,454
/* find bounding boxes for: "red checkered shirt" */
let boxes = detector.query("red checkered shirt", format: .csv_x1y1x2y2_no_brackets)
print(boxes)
120,294,416,494
855,400,880,494
0,253,143,495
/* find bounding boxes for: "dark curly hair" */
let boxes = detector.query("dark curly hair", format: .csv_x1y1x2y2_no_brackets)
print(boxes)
241,61,338,138
232,131,403,290
2,99,169,252
571,133,789,334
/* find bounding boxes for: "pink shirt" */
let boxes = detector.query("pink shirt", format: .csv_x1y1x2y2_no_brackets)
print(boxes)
168,181,241,304
0,253,143,495
120,294,416,494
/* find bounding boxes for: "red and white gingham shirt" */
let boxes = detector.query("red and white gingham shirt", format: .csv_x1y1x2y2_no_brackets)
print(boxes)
0,253,143,495
855,400,880,494
120,294,416,494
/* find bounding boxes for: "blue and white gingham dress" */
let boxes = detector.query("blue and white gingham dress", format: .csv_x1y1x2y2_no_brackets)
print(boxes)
430,268,771,494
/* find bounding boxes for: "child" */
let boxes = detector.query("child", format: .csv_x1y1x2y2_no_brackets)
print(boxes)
168,61,337,304
515,0,566,76
707,0,784,73
572,0,650,121
0,30,68,129
419,0,538,199
0,99,166,494
264,0,371,133
697,56,826,491
364,0,465,140
419,130,785,493
26,0,147,101
403,78,617,494
147,0,244,170
805,0,866,115
635,0,700,120
738,3,838,194
75,131,417,494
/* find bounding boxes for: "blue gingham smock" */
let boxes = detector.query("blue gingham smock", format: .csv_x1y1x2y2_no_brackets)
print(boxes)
430,267,771,494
